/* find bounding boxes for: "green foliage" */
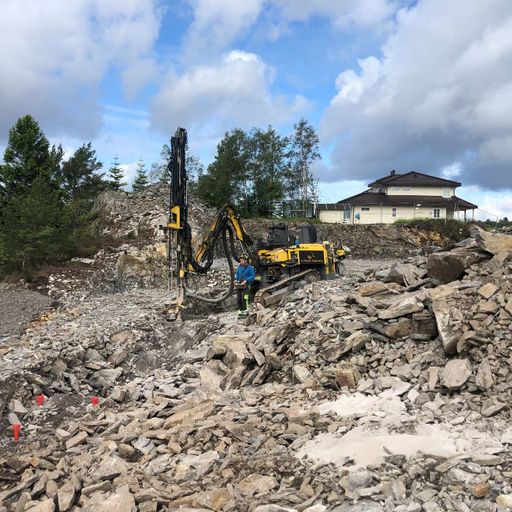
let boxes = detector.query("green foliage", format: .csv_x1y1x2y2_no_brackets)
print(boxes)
0,177,71,269
247,126,289,217
197,128,250,211
195,120,320,218
393,218,471,241
107,155,126,191
287,118,321,215
132,159,149,192
0,115,106,271
1,115,61,198
60,142,106,201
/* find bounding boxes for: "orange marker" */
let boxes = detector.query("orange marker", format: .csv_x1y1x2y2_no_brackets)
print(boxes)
12,423,21,442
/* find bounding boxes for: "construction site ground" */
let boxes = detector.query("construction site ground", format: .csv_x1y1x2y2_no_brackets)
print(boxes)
1,186,511,512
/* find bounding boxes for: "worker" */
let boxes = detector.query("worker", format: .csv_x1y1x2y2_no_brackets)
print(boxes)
235,256,256,314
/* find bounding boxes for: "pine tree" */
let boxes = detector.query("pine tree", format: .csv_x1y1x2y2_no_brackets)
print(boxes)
60,143,106,202
1,115,61,199
0,115,69,269
132,159,149,192
107,155,126,191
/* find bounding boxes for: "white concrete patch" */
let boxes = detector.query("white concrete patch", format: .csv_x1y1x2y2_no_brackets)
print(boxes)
298,424,456,468
318,392,406,424
299,393,505,469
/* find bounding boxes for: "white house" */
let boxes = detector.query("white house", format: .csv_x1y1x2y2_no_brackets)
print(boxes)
318,170,478,225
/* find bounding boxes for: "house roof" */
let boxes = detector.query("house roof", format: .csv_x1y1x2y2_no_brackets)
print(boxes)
318,192,477,211
368,171,461,188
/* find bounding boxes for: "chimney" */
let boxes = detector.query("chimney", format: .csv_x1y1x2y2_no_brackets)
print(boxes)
390,170,396,175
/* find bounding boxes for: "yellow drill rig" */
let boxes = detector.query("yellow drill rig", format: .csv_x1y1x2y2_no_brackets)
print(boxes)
165,128,345,317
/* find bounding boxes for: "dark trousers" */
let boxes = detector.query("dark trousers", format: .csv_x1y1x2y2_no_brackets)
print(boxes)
237,286,250,310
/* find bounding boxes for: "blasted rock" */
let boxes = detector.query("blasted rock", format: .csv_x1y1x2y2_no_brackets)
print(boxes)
442,359,471,390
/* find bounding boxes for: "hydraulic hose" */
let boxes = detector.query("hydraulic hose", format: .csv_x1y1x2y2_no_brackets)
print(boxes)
183,229,235,304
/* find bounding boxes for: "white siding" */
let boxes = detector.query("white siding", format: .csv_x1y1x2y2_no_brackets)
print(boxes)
318,210,344,223
386,186,454,197
331,205,448,225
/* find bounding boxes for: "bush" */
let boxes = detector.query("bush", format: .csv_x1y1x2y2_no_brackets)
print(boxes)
393,218,471,241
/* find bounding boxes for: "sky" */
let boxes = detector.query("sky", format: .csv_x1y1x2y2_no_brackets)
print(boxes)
1,0,512,220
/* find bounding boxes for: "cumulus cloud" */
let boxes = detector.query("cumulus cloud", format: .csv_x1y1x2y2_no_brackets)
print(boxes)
321,0,512,189
151,50,308,136
0,0,161,140
184,0,265,61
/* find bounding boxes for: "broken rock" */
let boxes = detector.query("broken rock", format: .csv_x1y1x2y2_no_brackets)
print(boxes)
442,359,472,390
237,474,279,497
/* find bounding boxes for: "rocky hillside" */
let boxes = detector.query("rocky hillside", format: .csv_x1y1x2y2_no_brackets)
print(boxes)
0,224,511,511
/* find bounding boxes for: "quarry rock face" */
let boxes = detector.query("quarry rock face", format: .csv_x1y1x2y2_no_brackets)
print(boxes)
1,188,512,511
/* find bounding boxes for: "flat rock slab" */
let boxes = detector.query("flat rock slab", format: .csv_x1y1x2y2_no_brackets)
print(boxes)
442,359,472,390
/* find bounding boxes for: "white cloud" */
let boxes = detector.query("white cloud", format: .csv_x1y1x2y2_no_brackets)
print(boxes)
476,194,512,221
184,0,265,60
151,50,308,136
441,162,462,180
272,0,398,29
120,161,139,189
0,0,161,140
321,0,512,190
183,0,399,61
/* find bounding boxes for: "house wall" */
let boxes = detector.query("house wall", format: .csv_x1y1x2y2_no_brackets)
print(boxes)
386,186,455,197
318,210,344,223
318,205,449,224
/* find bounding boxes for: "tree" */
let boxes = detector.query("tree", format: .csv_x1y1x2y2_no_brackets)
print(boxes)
1,115,61,199
0,116,69,269
186,152,204,196
1,177,70,269
196,129,250,212
60,143,106,202
247,126,288,217
149,144,171,184
107,155,126,191
132,159,149,192
287,118,321,216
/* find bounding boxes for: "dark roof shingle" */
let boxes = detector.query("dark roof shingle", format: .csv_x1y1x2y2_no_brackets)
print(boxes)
317,192,477,210
368,171,461,188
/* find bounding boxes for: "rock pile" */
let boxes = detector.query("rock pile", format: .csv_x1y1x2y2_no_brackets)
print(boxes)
1,228,511,511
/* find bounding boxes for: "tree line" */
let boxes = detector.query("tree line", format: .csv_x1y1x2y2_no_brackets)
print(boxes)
0,115,320,271
195,119,320,217
0,115,152,271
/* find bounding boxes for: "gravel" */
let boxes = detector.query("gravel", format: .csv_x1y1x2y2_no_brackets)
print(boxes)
0,285,51,341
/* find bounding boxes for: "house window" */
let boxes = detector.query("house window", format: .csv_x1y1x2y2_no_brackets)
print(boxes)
361,207,370,212
433,208,440,219
392,207,397,217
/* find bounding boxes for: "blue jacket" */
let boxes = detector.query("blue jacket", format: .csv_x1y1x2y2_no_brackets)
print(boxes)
235,263,256,285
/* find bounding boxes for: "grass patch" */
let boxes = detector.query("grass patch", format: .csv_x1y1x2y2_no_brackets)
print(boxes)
393,218,471,241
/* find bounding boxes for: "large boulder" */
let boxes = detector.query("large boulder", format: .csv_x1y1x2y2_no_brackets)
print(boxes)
470,225,512,259
427,241,488,284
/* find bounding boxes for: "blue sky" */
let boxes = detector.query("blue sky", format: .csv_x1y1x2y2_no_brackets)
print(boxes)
1,0,512,219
